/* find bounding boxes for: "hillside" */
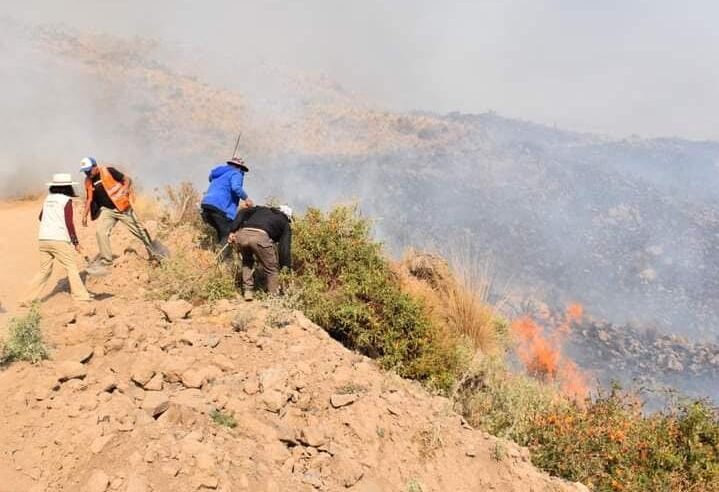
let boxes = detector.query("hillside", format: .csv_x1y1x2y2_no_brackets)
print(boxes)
0,201,586,492
3,19,719,399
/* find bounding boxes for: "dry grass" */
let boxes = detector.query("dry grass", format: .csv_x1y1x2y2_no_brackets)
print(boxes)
396,250,507,355
445,285,502,354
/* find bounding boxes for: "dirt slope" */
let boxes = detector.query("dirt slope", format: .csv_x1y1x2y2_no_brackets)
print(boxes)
0,200,587,492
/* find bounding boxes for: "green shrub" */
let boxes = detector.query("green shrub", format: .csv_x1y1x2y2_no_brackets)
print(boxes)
525,392,719,491
210,409,237,428
286,206,468,392
459,359,719,491
1,304,48,365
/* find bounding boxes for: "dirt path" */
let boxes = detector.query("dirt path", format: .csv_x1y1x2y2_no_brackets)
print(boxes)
0,199,44,328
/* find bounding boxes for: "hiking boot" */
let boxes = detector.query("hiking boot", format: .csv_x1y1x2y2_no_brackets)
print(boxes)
243,290,254,302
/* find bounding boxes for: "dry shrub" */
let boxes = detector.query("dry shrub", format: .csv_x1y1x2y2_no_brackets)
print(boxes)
397,250,507,355
146,224,236,303
160,182,203,230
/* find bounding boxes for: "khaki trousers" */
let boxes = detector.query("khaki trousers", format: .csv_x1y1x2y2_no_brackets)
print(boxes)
23,240,91,303
235,229,279,294
96,207,153,263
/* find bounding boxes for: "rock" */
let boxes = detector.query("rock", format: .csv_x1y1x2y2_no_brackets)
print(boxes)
207,335,221,348
262,389,288,413
84,469,109,492
180,330,203,346
195,452,215,470
57,343,94,364
142,392,170,418
211,355,235,372
144,373,164,391
159,299,193,322
125,474,148,492
243,376,260,395
302,470,323,489
90,434,114,454
465,447,477,457
354,479,386,492
330,393,359,408
194,475,219,489
57,361,87,382
333,456,364,487
130,362,155,387
161,462,181,477
170,389,208,413
666,355,684,372
181,369,206,389
259,368,288,392
298,427,326,448
98,375,118,394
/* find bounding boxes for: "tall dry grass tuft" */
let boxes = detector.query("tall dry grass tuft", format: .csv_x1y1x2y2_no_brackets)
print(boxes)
445,285,502,354
397,249,508,355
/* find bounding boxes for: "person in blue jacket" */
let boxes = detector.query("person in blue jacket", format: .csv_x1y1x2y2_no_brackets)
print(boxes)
201,156,254,245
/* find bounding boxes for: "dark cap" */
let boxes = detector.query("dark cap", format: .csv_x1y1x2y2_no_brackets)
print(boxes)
227,157,249,172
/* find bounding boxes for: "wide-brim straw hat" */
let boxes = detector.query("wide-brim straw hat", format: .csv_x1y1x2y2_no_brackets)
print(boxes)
46,173,79,187
227,157,249,172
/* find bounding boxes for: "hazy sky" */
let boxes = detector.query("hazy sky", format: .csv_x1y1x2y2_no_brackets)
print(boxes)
2,0,718,140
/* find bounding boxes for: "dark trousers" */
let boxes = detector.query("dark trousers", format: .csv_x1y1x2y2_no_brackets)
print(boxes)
201,205,234,245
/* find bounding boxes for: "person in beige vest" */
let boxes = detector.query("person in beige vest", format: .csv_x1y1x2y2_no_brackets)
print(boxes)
21,174,93,305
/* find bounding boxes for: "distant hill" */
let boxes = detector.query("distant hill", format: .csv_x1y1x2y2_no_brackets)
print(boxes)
4,19,719,345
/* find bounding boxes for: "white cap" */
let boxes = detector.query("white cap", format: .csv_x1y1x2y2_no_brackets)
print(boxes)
278,205,293,220
79,156,97,172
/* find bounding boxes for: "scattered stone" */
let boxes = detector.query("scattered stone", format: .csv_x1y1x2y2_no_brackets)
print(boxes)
181,369,206,389
144,373,164,391
330,393,359,408
211,355,235,372
334,456,364,487
161,462,181,477
298,427,326,448
180,330,203,346
243,376,260,395
91,435,114,454
159,299,193,322
207,335,221,348
142,392,170,418
302,470,322,489
194,475,219,489
56,361,87,382
125,474,148,492
57,343,94,364
262,390,288,413
84,469,109,492
465,447,477,457
130,362,155,387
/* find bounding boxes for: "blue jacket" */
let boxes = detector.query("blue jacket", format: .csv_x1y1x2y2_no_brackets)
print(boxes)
201,164,248,220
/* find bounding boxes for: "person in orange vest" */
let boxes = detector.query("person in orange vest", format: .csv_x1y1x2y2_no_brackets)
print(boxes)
79,157,157,272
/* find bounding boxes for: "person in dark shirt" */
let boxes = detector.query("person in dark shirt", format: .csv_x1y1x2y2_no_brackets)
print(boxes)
228,204,292,300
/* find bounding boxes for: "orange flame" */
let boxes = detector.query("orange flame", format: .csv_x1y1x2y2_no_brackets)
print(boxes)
511,303,589,400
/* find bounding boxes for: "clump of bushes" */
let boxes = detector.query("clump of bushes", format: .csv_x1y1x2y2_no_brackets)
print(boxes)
1,304,48,365
286,206,469,392
458,357,719,491
527,390,719,491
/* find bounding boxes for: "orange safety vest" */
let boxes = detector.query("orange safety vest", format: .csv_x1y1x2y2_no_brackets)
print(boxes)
85,166,132,212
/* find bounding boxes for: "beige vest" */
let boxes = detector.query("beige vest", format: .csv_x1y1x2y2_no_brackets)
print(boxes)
38,194,72,243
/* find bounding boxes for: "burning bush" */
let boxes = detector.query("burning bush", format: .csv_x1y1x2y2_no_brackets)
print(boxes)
511,304,588,400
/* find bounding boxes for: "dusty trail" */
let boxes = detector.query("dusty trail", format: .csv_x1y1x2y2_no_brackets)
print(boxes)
0,199,45,329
